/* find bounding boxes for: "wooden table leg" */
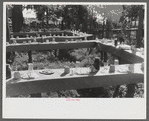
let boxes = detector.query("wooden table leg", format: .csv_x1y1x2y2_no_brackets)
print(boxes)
27,51,41,98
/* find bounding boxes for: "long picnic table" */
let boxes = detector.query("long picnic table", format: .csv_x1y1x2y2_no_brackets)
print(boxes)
6,64,144,97
6,41,96,51
95,40,144,63
6,40,144,64
10,31,93,38
10,31,73,37
9,34,93,43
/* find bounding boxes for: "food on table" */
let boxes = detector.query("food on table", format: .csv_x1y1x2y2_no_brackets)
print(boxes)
21,72,39,79
39,70,54,75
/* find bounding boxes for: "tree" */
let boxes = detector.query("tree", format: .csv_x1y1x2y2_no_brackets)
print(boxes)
119,5,144,47
32,5,64,28
90,5,123,38
12,5,24,32
31,5,97,32
60,5,90,31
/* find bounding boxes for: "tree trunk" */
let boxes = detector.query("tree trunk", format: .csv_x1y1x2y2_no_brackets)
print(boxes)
106,22,110,39
6,6,10,42
6,6,16,65
102,21,105,38
136,7,144,48
12,5,23,32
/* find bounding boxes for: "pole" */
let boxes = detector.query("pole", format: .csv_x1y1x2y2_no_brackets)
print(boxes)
28,51,32,63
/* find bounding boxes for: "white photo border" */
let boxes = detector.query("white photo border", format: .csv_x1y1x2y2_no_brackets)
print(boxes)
2,2,147,119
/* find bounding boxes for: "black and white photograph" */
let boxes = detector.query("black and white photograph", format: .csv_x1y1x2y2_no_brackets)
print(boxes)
2,1,147,119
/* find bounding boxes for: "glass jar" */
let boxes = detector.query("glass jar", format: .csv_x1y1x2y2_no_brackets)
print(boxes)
33,37,37,43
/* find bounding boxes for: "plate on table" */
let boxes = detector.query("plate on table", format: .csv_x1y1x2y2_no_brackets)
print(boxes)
116,68,129,73
21,72,39,79
75,68,91,75
39,70,54,75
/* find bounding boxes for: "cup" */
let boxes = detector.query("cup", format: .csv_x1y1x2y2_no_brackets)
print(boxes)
141,62,144,72
11,35,14,38
132,48,137,54
23,41,26,44
14,71,21,79
28,40,31,44
131,45,135,50
122,42,124,45
26,34,29,38
114,59,119,65
105,39,107,44
64,66,70,74
109,65,115,73
52,38,55,42
140,48,144,52
101,39,104,43
129,64,134,73
13,39,16,44
140,48,144,55
69,69,74,76
104,62,108,69
6,42,9,45
117,41,120,45
28,63,33,71
33,38,37,43
46,39,49,43
37,34,40,37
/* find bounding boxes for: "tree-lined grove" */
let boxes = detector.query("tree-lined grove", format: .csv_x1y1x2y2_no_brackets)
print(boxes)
7,4,145,47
